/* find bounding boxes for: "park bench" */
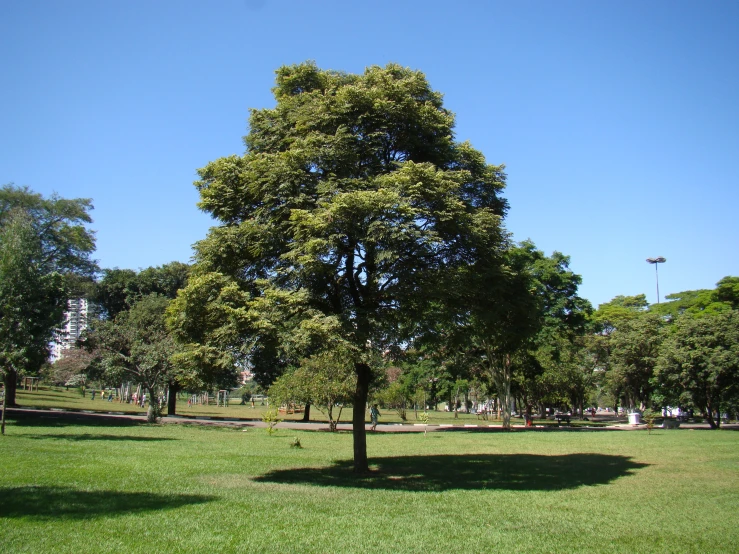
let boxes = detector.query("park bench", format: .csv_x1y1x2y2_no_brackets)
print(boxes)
661,418,680,429
553,413,571,425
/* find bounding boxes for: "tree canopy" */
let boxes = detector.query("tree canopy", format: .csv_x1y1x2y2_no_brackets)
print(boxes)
0,184,96,278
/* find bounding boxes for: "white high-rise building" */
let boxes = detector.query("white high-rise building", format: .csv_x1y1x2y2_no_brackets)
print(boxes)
51,298,89,362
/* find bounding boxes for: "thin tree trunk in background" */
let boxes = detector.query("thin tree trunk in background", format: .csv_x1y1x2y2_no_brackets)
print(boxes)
1,384,7,435
167,381,178,416
352,362,371,473
3,369,17,408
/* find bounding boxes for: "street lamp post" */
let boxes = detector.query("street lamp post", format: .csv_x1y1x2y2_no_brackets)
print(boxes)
646,257,666,304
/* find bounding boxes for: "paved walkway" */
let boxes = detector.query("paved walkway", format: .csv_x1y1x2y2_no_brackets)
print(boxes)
8,406,738,432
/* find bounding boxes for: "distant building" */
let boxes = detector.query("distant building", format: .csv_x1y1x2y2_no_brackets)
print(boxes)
239,367,254,384
50,298,89,362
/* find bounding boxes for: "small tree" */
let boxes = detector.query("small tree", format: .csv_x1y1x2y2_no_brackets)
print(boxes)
86,295,178,423
269,348,356,432
376,381,410,421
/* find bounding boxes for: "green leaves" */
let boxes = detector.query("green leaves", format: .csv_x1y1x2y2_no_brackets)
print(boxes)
655,311,739,426
0,184,96,277
0,209,67,377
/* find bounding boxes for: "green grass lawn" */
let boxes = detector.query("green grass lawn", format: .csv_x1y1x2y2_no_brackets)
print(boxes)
14,387,610,427
1,411,737,553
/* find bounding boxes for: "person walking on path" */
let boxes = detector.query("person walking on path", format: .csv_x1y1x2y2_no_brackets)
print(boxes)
370,404,381,431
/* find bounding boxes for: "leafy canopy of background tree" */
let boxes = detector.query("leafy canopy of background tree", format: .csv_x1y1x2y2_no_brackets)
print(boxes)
650,276,739,319
435,241,590,428
0,185,96,408
173,62,510,472
92,262,190,320
511,242,592,416
607,313,664,410
655,310,739,428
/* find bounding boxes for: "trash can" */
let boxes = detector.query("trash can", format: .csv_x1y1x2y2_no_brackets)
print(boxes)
628,412,641,425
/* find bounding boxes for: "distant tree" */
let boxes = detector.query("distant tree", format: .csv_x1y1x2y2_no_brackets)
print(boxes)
655,311,739,428
452,247,542,430
49,347,94,387
86,295,177,423
0,211,66,432
651,276,739,319
173,62,510,472
588,294,649,415
608,313,665,410
517,243,592,417
449,242,590,428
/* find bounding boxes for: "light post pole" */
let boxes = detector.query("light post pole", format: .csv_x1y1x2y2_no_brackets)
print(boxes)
646,257,666,304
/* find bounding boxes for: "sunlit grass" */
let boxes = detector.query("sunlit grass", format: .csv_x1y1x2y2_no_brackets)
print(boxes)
1,411,737,553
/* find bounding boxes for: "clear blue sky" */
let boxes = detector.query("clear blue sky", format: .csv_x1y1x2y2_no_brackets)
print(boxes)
2,0,737,308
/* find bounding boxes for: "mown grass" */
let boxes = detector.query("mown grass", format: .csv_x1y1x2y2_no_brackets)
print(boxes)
1,411,737,553
15,387,610,427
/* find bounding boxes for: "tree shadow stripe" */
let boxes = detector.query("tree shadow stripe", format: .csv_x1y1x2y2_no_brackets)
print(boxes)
0,487,216,519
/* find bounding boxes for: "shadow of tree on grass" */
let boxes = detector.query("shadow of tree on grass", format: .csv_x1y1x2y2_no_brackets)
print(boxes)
254,453,648,492
7,410,144,428
0,486,215,519
23,434,177,442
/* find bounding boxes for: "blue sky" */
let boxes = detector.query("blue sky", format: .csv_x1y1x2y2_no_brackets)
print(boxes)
2,0,737,308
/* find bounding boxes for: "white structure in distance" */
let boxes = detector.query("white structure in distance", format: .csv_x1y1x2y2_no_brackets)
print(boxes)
50,298,89,362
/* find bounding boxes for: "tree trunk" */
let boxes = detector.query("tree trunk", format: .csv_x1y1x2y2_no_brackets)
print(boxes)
301,403,311,422
1,382,7,435
146,386,160,424
352,362,371,473
167,381,178,416
488,351,513,430
705,402,719,429
3,369,17,408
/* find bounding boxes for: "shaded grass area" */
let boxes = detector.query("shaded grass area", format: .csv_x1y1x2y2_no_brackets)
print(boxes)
254,453,647,491
1,412,737,553
0,487,214,519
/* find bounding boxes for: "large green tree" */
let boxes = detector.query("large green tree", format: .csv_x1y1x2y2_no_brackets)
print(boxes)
655,311,739,428
588,294,648,414
0,211,66,432
174,62,509,472
608,313,664,410
0,186,95,406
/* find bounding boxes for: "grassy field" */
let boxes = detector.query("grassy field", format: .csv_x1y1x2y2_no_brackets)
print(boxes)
13,387,611,427
1,410,737,553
